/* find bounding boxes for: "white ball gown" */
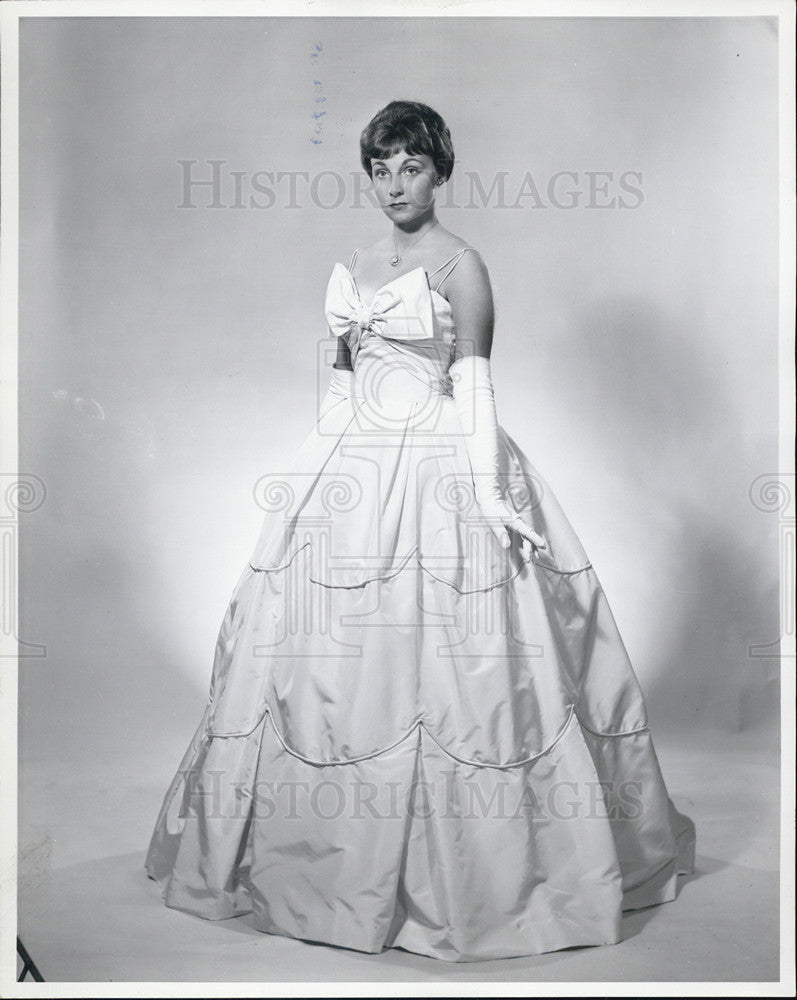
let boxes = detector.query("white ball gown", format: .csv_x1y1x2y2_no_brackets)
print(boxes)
145,248,696,962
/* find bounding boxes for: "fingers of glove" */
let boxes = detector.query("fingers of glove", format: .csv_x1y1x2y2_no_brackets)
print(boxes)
509,515,547,551
477,500,547,553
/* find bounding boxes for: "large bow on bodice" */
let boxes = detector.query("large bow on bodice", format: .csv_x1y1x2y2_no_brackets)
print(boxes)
325,264,435,365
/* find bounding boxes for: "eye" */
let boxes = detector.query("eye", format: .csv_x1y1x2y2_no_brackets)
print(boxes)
373,168,388,179
404,166,419,176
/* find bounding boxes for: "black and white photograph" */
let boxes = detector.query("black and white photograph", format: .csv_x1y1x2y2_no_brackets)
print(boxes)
1,0,794,994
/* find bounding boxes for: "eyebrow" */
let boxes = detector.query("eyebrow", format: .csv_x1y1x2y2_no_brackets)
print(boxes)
372,156,423,167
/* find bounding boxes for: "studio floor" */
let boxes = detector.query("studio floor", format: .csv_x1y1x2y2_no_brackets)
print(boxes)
17,724,780,986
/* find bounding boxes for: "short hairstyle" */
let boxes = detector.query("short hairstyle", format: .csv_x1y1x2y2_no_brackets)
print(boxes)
360,100,455,181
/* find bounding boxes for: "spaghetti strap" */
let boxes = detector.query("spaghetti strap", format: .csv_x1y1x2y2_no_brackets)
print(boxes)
429,247,477,292
348,248,361,273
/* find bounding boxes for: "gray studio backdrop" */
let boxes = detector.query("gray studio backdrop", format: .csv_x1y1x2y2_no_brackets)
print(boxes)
18,17,779,783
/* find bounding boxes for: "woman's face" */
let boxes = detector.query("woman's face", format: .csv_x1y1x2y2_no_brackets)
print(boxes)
370,149,440,225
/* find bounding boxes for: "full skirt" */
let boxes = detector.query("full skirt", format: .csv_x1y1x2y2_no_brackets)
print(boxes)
145,392,696,962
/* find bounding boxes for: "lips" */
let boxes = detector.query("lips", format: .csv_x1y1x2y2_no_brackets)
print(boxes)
389,202,408,208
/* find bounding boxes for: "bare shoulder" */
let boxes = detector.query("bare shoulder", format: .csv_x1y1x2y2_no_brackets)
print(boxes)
457,245,490,277
443,245,492,299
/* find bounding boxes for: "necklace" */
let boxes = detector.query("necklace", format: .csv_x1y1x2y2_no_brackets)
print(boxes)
390,221,439,266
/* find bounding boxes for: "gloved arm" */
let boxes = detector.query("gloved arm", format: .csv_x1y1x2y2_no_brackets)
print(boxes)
318,364,354,422
450,353,546,560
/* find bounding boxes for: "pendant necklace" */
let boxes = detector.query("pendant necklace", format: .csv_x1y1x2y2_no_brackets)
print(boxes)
390,220,439,266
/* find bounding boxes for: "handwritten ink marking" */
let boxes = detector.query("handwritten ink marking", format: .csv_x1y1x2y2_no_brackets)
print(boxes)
310,43,325,145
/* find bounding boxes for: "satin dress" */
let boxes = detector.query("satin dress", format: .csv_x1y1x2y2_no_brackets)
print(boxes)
144,248,696,962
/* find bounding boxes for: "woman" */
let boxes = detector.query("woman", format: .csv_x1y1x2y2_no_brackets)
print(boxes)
145,100,695,963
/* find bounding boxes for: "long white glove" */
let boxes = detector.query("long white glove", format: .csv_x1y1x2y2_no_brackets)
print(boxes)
318,365,355,421
450,354,546,560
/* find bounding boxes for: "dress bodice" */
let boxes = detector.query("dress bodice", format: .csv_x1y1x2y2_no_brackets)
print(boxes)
324,250,473,404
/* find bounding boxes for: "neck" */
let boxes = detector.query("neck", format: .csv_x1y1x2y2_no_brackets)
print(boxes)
393,209,437,245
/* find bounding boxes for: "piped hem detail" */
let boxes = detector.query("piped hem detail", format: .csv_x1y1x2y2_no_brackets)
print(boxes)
248,541,593,596
207,702,651,770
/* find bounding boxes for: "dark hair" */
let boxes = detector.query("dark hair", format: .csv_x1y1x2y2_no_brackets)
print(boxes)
360,100,455,181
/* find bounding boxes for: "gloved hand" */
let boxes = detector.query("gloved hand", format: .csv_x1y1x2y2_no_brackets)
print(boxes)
449,354,547,561
319,365,355,421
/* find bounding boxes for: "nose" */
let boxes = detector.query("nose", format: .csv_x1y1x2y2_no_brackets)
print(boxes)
389,175,403,198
